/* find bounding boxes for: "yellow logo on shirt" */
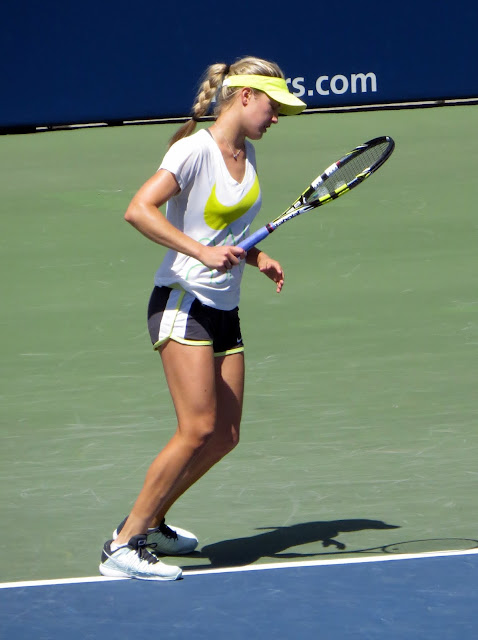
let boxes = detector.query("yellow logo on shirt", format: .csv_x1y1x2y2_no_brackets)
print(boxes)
204,175,260,230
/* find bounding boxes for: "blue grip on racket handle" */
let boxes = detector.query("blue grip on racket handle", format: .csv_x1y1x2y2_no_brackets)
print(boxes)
238,226,272,251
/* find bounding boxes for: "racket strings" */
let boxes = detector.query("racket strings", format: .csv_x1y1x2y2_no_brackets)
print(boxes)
315,141,390,198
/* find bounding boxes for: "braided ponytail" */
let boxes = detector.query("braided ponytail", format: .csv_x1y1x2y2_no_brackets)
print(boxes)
168,63,229,147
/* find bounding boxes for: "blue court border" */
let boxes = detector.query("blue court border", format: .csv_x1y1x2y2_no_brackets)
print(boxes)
1,550,477,639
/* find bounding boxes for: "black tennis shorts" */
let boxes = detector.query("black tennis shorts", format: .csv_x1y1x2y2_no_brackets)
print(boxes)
147,286,244,357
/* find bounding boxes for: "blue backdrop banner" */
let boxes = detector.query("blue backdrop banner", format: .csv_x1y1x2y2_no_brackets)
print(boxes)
1,0,477,129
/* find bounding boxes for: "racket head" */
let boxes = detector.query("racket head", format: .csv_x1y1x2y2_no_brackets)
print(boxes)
271,136,395,228
305,136,395,206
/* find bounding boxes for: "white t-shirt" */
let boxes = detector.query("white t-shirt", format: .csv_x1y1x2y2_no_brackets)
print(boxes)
154,129,262,310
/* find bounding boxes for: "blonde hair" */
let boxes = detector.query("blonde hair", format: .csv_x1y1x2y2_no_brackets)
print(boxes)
168,56,284,147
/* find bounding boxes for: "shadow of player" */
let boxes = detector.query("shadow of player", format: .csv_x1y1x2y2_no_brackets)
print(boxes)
188,518,400,570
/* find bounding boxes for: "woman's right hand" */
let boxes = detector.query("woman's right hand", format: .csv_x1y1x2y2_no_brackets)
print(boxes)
198,245,246,273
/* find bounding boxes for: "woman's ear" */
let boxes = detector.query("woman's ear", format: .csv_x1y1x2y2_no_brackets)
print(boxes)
241,87,253,107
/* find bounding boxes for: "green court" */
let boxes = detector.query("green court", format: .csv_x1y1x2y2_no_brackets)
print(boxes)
1,105,477,584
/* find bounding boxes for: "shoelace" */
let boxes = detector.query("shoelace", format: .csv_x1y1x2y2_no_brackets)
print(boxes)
157,519,178,540
136,541,160,565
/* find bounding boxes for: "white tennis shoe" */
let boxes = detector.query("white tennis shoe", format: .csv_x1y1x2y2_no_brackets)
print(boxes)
100,534,182,581
113,517,198,555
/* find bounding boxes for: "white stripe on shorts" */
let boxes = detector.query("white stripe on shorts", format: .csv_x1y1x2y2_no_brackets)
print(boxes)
153,288,212,349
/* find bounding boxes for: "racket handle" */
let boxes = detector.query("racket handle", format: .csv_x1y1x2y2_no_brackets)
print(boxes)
238,225,273,251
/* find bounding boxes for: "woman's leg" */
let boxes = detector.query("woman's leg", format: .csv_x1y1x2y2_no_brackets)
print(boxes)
151,349,245,525
114,340,219,545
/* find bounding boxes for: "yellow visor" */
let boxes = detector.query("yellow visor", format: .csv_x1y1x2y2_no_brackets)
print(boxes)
222,75,306,115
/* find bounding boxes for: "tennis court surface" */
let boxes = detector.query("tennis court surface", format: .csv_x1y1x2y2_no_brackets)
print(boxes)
1,105,478,635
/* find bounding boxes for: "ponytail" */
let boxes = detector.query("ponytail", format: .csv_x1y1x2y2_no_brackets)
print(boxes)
168,62,229,147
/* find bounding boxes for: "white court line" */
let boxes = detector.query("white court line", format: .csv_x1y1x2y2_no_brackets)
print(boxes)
1,547,478,590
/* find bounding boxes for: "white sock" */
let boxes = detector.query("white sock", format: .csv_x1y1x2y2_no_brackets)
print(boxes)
110,541,127,552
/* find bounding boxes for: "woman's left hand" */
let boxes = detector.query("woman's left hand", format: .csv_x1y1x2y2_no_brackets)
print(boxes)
256,253,284,293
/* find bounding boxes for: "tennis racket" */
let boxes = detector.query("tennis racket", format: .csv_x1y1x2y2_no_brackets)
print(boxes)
238,136,395,251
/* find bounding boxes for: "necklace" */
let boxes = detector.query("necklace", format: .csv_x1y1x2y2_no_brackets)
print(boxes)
214,127,244,160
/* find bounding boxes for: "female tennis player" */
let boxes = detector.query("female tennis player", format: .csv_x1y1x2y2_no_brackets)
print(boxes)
100,56,306,580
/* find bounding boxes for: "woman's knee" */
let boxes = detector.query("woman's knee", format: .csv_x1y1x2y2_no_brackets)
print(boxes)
211,428,240,458
177,417,216,451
